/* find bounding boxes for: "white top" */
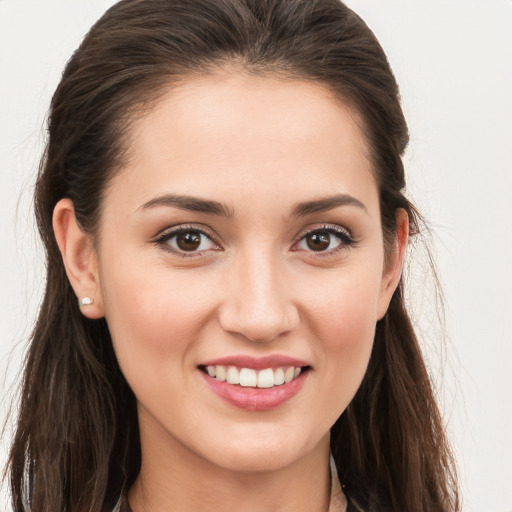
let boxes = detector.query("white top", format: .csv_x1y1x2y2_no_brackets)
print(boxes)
329,454,348,512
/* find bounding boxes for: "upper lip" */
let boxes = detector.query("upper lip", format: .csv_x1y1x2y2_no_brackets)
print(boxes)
199,354,310,370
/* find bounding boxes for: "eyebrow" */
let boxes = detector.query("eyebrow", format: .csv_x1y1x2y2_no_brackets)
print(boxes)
139,192,366,218
139,194,234,217
291,194,368,217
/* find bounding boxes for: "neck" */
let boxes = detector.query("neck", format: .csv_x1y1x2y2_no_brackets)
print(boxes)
129,411,332,512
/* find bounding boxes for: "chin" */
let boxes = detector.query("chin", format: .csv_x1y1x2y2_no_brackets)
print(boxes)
195,427,325,473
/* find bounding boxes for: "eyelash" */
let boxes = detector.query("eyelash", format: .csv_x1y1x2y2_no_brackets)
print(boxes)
153,224,221,258
152,223,356,258
292,224,357,256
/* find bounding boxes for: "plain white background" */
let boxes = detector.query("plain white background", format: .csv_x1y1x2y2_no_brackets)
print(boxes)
1,1,511,511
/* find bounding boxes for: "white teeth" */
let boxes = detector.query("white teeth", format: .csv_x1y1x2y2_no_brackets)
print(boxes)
226,366,240,384
239,368,257,387
284,367,295,383
215,365,226,381
257,368,275,388
274,367,285,385
206,364,305,388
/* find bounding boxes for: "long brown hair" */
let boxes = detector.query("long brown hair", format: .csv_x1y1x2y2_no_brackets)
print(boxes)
6,1,459,510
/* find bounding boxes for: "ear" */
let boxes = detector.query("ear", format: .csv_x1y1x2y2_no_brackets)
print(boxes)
53,198,105,319
376,208,409,320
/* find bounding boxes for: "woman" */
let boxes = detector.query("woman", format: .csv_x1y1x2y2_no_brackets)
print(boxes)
6,0,459,511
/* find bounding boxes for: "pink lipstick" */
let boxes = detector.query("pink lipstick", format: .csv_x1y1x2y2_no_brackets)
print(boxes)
198,355,311,411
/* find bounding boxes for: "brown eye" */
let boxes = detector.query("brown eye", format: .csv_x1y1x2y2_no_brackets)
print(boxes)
157,227,218,255
305,231,331,251
293,226,355,254
176,231,202,251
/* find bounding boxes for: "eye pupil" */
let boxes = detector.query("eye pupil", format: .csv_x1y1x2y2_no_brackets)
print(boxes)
177,231,201,251
306,231,330,251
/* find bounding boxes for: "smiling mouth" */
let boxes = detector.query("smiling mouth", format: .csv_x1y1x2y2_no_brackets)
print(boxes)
198,364,311,389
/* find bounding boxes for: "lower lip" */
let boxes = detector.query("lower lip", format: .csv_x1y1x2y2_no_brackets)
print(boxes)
200,370,308,411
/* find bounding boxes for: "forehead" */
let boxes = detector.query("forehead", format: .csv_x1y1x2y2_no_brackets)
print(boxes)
109,71,377,216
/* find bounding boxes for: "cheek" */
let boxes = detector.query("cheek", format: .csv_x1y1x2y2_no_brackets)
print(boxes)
305,266,381,346
303,269,381,408
324,292,377,374
99,261,223,428
98,257,217,372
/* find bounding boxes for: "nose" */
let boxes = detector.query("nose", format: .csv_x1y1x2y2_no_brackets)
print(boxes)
218,251,300,343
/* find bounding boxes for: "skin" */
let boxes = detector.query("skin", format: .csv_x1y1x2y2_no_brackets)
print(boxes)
53,70,408,512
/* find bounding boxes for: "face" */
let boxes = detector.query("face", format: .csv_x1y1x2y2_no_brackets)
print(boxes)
93,71,401,472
